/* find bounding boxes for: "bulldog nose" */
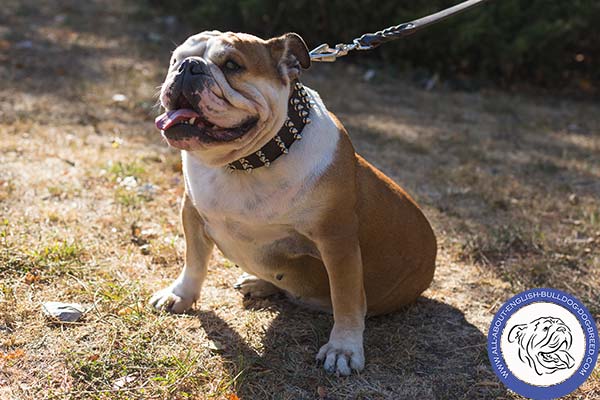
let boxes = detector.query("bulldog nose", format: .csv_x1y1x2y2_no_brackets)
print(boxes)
179,58,209,76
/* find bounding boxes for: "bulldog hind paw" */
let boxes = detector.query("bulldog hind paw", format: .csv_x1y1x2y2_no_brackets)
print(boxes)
149,284,198,314
233,273,280,298
316,338,365,376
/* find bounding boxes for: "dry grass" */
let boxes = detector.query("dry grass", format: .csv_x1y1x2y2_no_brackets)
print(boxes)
1,0,599,399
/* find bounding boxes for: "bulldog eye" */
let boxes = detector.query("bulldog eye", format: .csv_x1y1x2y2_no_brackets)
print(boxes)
224,59,242,72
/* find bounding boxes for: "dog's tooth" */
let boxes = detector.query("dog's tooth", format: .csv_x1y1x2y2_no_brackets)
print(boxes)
189,117,196,125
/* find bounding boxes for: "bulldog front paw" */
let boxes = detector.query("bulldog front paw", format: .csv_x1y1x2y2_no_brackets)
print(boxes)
149,283,198,313
233,273,280,298
316,333,365,376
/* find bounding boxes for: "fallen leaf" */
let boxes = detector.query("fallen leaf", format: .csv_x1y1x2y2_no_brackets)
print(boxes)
228,394,240,400
117,307,131,316
1,349,25,361
205,340,224,352
112,374,137,389
88,354,100,361
117,302,143,316
24,272,40,284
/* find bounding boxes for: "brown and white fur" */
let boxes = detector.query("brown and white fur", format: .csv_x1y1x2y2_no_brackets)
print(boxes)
150,31,437,376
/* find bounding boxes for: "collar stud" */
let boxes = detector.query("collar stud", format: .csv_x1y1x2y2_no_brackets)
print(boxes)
227,80,309,171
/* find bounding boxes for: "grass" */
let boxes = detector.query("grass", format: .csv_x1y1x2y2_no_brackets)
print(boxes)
105,161,147,182
0,0,599,399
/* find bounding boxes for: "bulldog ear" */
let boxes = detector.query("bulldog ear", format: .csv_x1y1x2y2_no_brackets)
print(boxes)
268,33,311,81
508,324,527,343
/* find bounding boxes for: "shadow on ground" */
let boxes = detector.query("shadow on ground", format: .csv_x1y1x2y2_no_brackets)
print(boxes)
196,296,506,399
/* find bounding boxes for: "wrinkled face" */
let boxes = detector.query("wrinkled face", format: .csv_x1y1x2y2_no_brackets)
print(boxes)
156,31,309,166
508,317,575,375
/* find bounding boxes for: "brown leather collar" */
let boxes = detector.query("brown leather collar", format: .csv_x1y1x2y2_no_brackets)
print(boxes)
228,81,312,172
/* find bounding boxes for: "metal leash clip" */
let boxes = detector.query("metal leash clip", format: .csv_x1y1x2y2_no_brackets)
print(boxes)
309,43,357,62
309,0,490,62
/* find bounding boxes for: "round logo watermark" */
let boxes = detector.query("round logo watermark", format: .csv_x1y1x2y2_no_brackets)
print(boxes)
488,288,598,399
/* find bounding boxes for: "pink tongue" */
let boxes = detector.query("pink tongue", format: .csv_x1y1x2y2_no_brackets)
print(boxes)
155,109,200,130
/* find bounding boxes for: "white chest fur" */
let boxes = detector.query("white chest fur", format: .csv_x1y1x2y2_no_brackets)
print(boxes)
182,88,339,269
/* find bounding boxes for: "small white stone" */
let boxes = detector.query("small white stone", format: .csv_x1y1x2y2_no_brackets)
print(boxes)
112,374,137,390
119,176,138,189
112,93,128,102
42,302,85,322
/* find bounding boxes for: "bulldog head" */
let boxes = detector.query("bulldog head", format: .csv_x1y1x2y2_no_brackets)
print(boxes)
508,316,575,375
155,31,310,166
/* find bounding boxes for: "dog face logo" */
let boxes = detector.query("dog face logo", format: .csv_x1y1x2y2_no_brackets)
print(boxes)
489,289,598,399
507,316,575,376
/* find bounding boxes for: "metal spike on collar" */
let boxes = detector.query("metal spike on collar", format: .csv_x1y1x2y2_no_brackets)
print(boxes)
240,158,253,173
227,81,308,171
274,135,289,154
256,150,271,167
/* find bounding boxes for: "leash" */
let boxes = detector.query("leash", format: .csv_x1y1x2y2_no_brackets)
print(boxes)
309,0,491,62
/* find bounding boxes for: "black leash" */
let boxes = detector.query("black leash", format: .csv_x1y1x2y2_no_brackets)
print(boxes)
310,0,491,62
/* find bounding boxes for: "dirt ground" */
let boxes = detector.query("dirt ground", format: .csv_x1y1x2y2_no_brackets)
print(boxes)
0,0,598,399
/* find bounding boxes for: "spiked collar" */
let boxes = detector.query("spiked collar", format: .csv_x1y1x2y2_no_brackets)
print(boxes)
228,81,312,172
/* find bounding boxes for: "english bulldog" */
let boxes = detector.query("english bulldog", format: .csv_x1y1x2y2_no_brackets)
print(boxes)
508,317,575,375
150,30,437,375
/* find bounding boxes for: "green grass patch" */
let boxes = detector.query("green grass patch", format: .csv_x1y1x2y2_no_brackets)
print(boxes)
66,340,207,399
105,160,146,182
0,228,84,278
31,240,82,264
114,187,144,208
